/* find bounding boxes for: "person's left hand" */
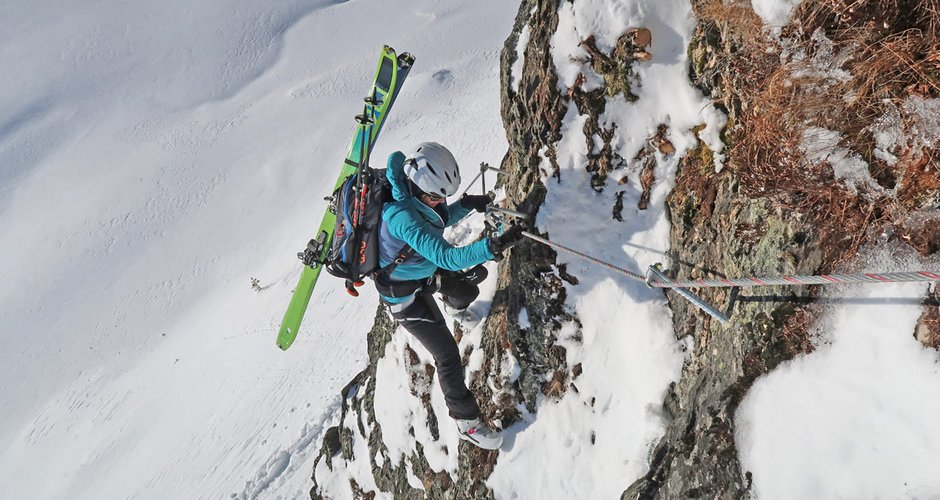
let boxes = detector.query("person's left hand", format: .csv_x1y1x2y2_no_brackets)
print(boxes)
460,194,492,213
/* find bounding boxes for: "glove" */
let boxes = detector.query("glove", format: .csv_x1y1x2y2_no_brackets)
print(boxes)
461,194,492,213
488,224,526,259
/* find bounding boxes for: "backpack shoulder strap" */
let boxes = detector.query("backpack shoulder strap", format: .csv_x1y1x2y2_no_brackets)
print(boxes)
376,244,415,280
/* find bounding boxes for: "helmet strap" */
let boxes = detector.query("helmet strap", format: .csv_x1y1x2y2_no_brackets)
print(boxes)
406,179,423,198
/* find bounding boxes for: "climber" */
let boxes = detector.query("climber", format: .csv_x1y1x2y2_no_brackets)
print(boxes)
374,142,524,451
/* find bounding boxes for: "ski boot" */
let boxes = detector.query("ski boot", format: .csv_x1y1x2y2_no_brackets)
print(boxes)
443,304,482,331
456,417,503,450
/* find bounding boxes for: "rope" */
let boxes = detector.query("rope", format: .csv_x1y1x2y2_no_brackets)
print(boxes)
646,271,940,289
521,231,647,281
480,170,938,323
521,231,940,289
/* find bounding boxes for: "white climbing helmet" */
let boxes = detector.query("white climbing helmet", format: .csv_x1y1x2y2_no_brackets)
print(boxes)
404,142,461,197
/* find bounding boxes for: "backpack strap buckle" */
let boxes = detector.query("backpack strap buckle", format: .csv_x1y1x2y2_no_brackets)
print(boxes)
379,244,415,277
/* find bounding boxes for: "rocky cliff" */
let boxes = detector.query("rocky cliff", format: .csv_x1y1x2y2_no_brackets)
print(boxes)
310,0,938,498
628,2,939,496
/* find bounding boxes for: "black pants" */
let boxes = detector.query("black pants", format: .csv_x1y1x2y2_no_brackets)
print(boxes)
387,266,486,419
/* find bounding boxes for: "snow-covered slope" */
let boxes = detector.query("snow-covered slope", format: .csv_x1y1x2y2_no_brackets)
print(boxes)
0,1,515,498
736,277,940,498
4,0,939,498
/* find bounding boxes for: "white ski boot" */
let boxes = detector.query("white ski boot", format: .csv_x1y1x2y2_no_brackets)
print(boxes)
443,304,482,331
455,417,503,450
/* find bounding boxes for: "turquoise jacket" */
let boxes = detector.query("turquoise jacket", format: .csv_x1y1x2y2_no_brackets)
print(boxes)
378,151,494,303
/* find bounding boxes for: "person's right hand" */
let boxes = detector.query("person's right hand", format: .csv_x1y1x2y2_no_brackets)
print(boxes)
461,194,492,213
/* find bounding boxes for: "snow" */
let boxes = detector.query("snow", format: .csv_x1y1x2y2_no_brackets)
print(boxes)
789,28,853,83
872,101,904,165
518,306,530,329
373,332,430,470
871,97,940,166
751,0,802,28
314,398,387,500
0,0,514,498
904,96,940,149
801,126,881,194
698,104,729,173
736,251,940,499
550,0,728,169
3,0,939,498
510,23,531,93
490,0,720,496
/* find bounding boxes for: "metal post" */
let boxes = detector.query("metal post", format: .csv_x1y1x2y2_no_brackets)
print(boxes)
489,206,531,220
647,265,729,323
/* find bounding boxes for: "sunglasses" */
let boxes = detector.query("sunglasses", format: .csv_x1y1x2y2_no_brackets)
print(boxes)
425,192,445,202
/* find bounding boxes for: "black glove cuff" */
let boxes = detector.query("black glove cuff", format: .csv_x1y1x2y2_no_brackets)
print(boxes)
487,237,504,261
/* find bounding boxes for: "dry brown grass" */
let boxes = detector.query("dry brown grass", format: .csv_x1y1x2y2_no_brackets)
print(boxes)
917,297,940,350
541,370,567,398
896,151,940,207
736,31,938,167
780,306,818,355
792,0,940,158
699,1,768,46
694,0,940,267
850,31,940,99
798,0,940,38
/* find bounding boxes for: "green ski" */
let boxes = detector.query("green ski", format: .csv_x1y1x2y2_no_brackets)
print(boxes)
277,46,414,350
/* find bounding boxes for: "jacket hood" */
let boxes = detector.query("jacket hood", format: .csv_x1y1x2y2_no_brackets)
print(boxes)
385,151,411,202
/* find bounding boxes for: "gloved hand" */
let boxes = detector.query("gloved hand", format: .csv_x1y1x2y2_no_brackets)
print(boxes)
461,194,492,213
488,224,526,259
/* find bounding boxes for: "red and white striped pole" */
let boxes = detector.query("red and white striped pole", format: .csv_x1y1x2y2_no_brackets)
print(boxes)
645,271,940,289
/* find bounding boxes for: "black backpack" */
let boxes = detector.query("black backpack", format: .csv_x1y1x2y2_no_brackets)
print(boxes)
324,167,413,296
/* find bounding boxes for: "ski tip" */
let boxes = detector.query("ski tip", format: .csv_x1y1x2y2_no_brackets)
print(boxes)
277,327,295,351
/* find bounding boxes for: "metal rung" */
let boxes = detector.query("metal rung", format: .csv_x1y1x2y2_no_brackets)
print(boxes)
489,206,531,220
647,265,729,323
